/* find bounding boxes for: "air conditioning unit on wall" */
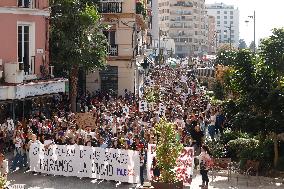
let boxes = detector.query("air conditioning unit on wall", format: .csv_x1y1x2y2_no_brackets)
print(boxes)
4,62,24,83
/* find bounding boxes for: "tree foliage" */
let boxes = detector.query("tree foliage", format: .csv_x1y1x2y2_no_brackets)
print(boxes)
50,0,107,73
215,44,237,66
155,118,183,183
50,0,108,112
238,39,247,49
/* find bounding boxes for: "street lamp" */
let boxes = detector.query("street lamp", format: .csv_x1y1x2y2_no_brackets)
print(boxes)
245,10,256,53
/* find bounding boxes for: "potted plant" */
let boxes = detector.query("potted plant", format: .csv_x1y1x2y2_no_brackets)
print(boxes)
0,176,7,189
151,118,184,189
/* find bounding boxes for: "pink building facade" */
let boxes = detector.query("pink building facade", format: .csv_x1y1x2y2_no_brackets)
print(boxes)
0,0,50,77
0,0,66,120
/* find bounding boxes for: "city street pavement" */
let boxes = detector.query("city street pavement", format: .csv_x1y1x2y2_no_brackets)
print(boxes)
7,169,284,189
6,153,284,189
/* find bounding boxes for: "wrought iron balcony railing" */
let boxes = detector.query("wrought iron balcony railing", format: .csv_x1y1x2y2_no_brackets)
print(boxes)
108,44,118,56
98,2,123,13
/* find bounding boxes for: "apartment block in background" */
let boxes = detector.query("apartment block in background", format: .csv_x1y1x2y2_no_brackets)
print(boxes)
206,3,239,48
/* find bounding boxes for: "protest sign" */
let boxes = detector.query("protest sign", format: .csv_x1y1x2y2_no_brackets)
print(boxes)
74,113,96,129
158,103,166,117
29,143,140,183
139,100,148,112
147,144,194,186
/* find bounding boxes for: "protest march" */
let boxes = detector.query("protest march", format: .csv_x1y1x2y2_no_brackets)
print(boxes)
0,59,224,188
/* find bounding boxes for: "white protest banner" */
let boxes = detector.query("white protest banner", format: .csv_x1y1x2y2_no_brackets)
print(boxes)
147,144,194,186
30,143,140,183
158,103,166,117
139,100,148,112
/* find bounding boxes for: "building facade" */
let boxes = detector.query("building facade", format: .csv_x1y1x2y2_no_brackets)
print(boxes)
0,0,66,120
169,0,207,57
206,3,239,48
206,14,216,54
151,0,208,58
86,0,150,96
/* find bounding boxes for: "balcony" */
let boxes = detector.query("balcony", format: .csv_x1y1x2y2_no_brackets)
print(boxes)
108,44,118,56
98,1,123,13
136,1,147,18
18,0,39,9
171,2,193,7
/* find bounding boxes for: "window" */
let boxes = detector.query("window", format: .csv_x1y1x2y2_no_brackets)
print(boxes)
217,11,220,14
103,31,117,56
231,35,235,38
231,30,234,34
224,16,227,19
230,11,233,15
224,11,227,14
18,0,33,8
230,16,233,19
230,21,233,24
224,21,227,24
195,31,198,35
217,21,220,24
217,16,220,19
100,66,118,95
18,25,30,73
224,35,227,38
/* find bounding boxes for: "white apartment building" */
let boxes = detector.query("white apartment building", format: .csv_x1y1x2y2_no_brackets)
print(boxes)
206,3,239,48
151,0,207,58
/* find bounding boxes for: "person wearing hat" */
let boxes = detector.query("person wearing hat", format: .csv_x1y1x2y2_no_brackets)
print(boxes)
0,153,8,178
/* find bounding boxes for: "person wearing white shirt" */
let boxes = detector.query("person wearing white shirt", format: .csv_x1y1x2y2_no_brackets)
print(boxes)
27,134,41,168
208,111,216,139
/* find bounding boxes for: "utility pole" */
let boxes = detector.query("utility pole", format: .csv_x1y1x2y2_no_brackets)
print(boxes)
253,10,256,53
246,11,256,53
229,23,232,50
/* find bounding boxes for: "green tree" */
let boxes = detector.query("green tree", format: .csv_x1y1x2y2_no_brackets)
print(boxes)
50,0,107,112
215,44,237,66
212,81,225,100
238,39,247,49
259,28,284,167
155,118,183,183
224,30,284,168
249,41,255,52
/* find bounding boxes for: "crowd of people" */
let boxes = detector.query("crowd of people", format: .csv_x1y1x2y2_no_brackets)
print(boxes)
0,61,225,188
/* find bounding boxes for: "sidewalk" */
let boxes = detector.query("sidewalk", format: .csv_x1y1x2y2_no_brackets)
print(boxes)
190,172,284,189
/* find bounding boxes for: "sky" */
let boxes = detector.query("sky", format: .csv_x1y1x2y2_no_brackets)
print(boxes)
205,0,284,46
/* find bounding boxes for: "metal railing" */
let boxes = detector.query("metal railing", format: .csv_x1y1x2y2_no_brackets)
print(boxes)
98,2,123,13
18,0,39,9
108,44,118,56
